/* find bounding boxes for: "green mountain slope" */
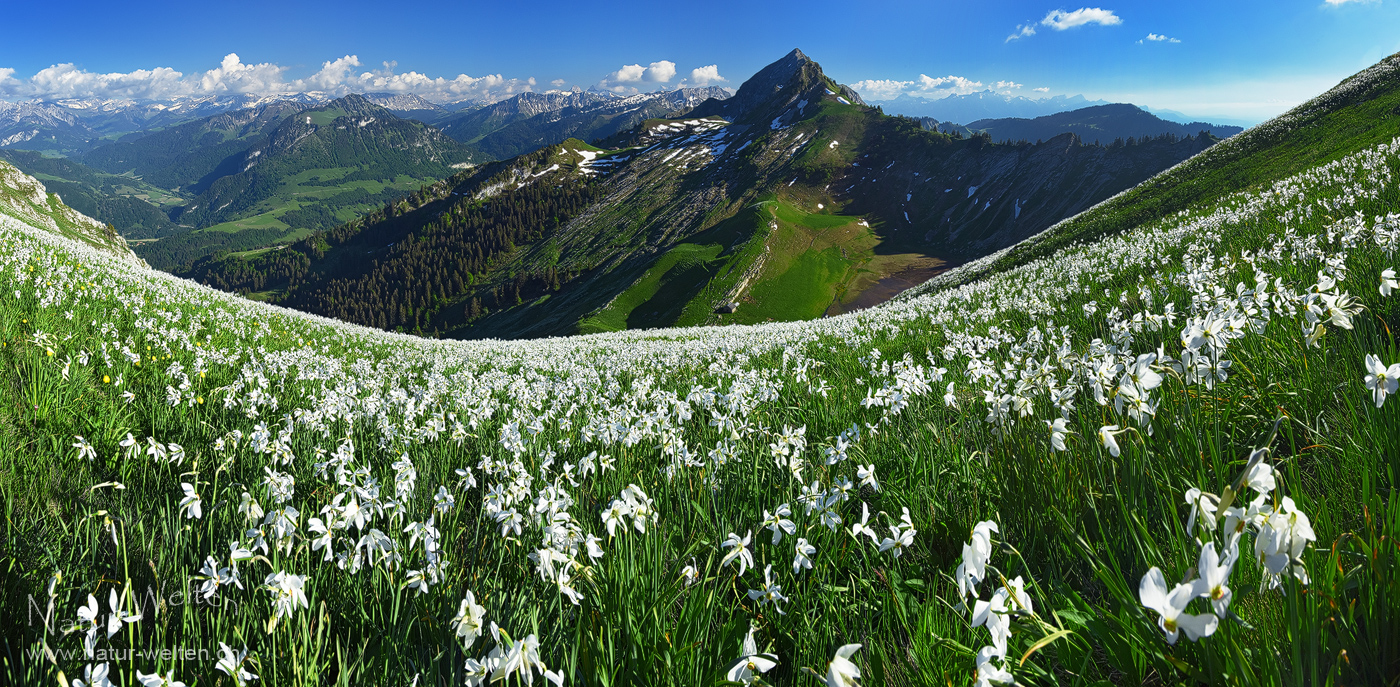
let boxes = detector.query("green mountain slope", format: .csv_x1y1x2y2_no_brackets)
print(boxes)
0,159,141,262
183,49,1224,337
123,96,476,271
81,100,310,191
911,50,1400,300
0,149,182,237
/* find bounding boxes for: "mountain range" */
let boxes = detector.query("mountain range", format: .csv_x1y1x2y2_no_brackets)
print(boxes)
869,91,1113,123
184,48,1225,339
927,103,1244,145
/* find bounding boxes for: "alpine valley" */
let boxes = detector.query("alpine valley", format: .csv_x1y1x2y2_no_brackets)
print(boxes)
182,49,1232,338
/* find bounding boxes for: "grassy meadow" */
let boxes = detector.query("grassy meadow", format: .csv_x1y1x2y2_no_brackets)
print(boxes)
1,61,1399,687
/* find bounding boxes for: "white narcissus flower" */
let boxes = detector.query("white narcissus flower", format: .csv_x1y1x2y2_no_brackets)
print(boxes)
761,504,796,544
1380,268,1397,297
452,591,487,647
72,662,113,687
973,646,1013,687
849,502,878,544
956,520,999,601
1194,542,1235,617
971,591,1010,659
1363,353,1400,408
793,538,816,575
1045,418,1070,451
264,571,309,620
856,464,879,491
1184,487,1219,535
680,560,699,586
726,625,778,685
178,483,202,519
746,564,788,614
1098,425,1126,457
1139,567,1218,644
215,643,258,686
720,531,754,577
824,643,862,687
72,435,97,461
135,670,186,687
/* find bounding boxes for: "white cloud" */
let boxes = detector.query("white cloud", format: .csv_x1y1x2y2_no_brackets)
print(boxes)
604,64,646,84
643,61,676,83
551,79,567,87
1006,23,1037,41
851,74,988,100
1324,0,1377,5
1034,86,1050,92
0,53,536,103
995,80,1023,89
1140,33,1181,44
1041,7,1122,30
688,65,726,86
597,61,676,91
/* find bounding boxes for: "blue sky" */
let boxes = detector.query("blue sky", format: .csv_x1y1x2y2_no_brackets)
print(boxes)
2,0,1396,124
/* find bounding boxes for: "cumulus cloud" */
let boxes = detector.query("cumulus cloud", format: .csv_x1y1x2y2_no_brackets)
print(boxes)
1034,86,1050,92
687,65,726,86
604,64,646,84
995,80,1023,90
0,53,536,103
596,61,676,92
1138,33,1181,44
643,61,676,83
1041,7,1122,30
851,74,987,101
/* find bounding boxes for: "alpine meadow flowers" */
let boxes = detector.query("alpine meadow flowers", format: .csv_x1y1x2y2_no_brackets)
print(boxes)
2,76,1399,687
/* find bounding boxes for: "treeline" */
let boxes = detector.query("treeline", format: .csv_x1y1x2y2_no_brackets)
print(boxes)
285,179,601,333
138,228,287,272
187,170,602,335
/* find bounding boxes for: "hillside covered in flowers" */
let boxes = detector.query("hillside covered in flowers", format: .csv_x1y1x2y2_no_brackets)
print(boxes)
2,54,1399,687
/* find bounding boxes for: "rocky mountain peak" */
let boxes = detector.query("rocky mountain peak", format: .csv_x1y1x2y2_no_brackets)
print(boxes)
689,48,858,123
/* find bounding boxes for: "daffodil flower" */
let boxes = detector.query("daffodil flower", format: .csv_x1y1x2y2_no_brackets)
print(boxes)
1045,418,1070,451
1098,425,1126,457
824,643,862,687
1139,567,1218,644
721,531,755,576
1194,542,1235,617
725,625,777,685
761,504,795,544
1364,353,1400,408
178,483,202,519
135,669,186,687
793,538,816,575
451,591,487,647
215,643,258,687
72,662,113,687
973,646,1013,687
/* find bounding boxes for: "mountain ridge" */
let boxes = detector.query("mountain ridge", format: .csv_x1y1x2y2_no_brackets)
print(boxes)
184,49,1224,338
